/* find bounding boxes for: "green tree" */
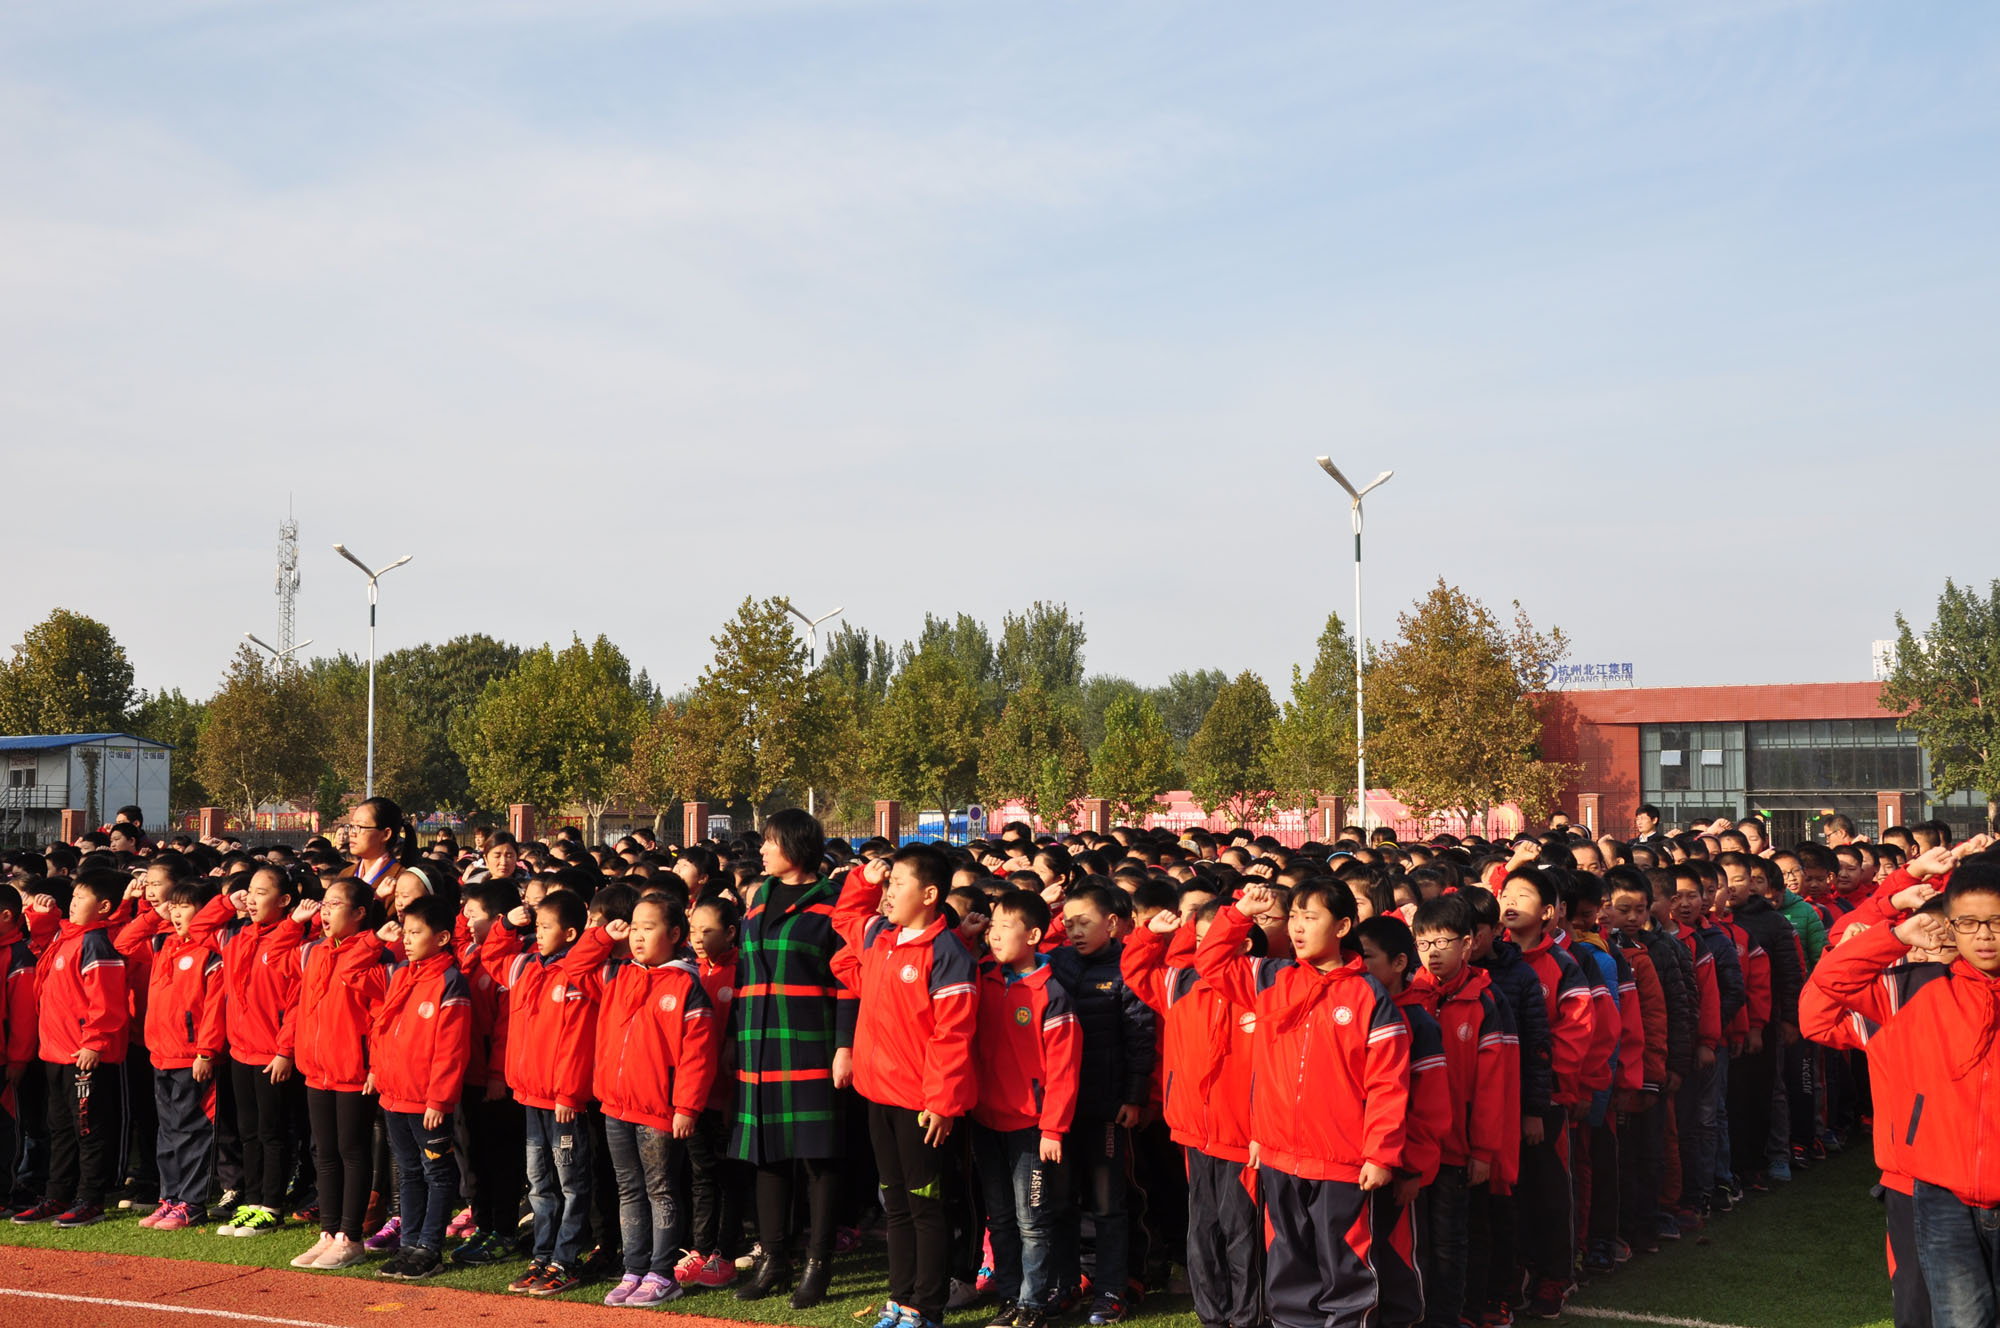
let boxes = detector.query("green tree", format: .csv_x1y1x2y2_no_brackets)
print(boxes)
822,622,895,726
1265,612,1359,809
867,643,984,815
1151,668,1227,750
615,701,688,842
909,613,1000,712
1882,578,2000,833
676,597,838,824
383,634,522,816
308,653,423,815
1185,671,1278,822
997,602,1087,696
1091,694,1177,820
194,645,325,827
979,683,1090,826
457,634,648,840
0,609,135,734
1078,675,1146,756
129,687,209,818
1366,580,1575,824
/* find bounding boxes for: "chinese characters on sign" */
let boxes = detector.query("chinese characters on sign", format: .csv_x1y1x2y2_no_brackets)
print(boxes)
1548,662,1635,689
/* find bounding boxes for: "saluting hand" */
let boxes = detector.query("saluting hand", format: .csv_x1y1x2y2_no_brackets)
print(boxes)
604,918,631,942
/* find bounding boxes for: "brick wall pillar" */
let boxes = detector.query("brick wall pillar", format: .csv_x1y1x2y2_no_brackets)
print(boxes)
60,808,88,842
197,806,225,840
1080,797,1111,834
509,803,536,844
1315,795,1346,842
874,800,901,843
1578,792,1602,835
683,801,710,848
1876,791,1905,837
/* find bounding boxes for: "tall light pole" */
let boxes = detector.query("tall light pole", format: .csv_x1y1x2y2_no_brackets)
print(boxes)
332,544,412,800
781,601,844,816
1316,457,1393,837
244,632,313,663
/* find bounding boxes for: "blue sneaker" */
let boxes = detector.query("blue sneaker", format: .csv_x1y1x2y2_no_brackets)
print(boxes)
1767,1157,1793,1182
870,1302,906,1328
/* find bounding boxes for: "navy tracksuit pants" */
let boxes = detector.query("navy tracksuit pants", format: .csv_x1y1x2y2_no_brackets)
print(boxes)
1260,1166,1375,1328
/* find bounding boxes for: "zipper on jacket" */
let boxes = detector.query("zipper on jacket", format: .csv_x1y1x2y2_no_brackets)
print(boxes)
1905,1094,1925,1147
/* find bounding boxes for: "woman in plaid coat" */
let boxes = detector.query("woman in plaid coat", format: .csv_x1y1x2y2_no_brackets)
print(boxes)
730,808,855,1310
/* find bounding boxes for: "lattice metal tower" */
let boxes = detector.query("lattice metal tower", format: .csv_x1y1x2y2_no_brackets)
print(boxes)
276,511,301,655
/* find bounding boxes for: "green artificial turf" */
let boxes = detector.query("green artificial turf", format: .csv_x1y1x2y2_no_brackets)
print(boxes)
0,1149,1894,1328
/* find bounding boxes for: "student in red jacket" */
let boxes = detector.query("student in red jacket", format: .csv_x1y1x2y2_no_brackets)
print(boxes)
197,864,307,1237
287,877,390,1271
972,889,1081,1328
0,883,40,1216
451,878,525,1270
1122,895,1258,1328
21,869,129,1228
570,895,720,1308
128,879,225,1233
832,844,979,1328
1195,880,1410,1328
677,893,748,1290
365,895,472,1281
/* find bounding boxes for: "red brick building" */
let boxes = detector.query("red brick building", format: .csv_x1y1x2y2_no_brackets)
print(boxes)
1538,681,1982,842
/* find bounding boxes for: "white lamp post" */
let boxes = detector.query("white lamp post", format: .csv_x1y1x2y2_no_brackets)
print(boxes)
332,544,412,799
244,632,313,662
1315,457,1393,837
781,601,844,815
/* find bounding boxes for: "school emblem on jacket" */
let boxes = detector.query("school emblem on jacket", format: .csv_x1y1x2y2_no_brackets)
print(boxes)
659,993,678,1012
1238,1011,1257,1033
53,956,65,971
178,955,195,971
1332,1005,1354,1025
717,986,733,1004
550,982,567,1002
418,1001,436,1019
899,964,919,984
1457,1022,1473,1042
1014,1005,1032,1026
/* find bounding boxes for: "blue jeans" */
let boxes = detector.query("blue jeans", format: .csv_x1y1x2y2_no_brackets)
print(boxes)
1913,1181,2000,1328
382,1109,456,1253
604,1116,682,1276
972,1124,1067,1306
525,1105,594,1269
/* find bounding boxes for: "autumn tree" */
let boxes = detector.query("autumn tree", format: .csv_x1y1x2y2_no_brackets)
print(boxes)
1185,671,1278,823
1090,694,1177,820
0,609,135,734
1882,578,2000,833
616,700,690,842
978,683,1090,826
1265,612,1358,809
457,635,647,840
867,642,984,815
308,653,422,815
195,645,325,827
129,687,209,818
382,634,522,816
1366,580,1575,824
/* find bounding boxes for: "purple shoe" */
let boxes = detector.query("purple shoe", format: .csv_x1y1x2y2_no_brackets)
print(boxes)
603,1273,642,1306
364,1215,402,1253
625,1273,684,1307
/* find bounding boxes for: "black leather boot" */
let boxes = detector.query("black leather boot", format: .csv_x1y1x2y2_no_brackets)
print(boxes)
736,1252,791,1301
789,1257,833,1309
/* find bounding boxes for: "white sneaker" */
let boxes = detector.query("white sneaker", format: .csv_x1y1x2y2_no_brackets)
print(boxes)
315,1234,369,1269
291,1234,334,1268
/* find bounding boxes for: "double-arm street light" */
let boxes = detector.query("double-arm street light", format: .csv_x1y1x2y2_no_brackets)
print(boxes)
244,632,313,662
332,543,412,800
781,601,844,815
1315,457,1393,837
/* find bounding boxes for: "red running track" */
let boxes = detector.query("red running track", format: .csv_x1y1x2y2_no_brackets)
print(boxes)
0,1245,782,1328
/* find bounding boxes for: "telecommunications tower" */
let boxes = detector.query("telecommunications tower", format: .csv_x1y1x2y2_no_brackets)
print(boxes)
276,510,301,655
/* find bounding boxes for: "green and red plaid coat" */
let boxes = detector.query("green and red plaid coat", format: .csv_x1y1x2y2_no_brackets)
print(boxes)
728,875,858,1163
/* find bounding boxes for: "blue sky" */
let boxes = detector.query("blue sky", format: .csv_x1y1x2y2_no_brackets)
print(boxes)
2,1,1994,700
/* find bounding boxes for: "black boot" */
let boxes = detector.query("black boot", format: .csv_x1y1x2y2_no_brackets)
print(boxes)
736,1252,791,1301
789,1258,832,1309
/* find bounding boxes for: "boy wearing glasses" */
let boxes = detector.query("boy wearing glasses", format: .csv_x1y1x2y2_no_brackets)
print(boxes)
1802,849,2000,1328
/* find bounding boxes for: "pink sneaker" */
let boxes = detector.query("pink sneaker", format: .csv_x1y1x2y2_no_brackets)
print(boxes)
364,1215,402,1252
625,1273,682,1306
446,1208,476,1240
673,1249,708,1285
152,1203,192,1231
696,1251,737,1288
603,1273,642,1306
138,1204,168,1229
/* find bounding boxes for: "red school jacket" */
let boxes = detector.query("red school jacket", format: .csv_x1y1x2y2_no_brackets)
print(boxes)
294,931,392,1094
698,950,739,1114
1120,922,1254,1162
1519,934,1594,1107
481,919,608,1112
452,914,507,1095
193,896,305,1069
1395,985,1452,1187
1797,927,1933,1197
369,951,473,1115
1555,929,1620,1096
112,907,161,1042
140,928,226,1071
972,956,1082,1141
3,924,43,1077
1194,905,1410,1183
36,919,129,1066
570,929,721,1131
830,867,980,1121
1411,964,1522,1187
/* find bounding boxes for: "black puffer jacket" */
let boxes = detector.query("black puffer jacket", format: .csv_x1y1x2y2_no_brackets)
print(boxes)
1047,940,1156,1121
1615,927,1695,1084
1732,894,1805,1029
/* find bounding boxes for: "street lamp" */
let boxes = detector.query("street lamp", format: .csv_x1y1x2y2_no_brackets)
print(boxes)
780,601,843,815
244,632,313,662
332,543,412,800
1315,457,1393,838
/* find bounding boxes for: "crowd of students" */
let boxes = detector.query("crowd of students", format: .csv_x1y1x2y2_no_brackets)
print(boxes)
2,799,1997,1328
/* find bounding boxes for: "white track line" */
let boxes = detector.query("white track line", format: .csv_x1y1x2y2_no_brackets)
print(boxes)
0,1286,347,1328
1565,1308,1760,1328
